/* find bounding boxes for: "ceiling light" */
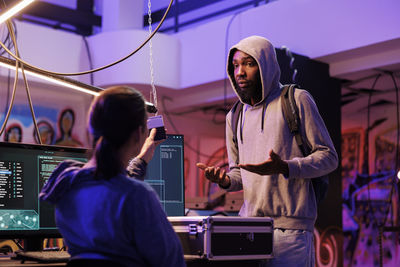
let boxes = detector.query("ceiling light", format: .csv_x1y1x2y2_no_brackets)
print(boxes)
0,0,35,25
0,56,157,112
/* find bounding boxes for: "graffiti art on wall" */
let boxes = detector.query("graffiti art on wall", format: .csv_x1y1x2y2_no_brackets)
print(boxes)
375,128,397,173
3,123,23,143
342,128,400,267
0,105,86,147
33,120,55,145
55,108,83,147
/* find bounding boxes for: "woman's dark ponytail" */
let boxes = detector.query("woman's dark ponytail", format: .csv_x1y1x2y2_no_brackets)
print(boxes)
94,137,121,179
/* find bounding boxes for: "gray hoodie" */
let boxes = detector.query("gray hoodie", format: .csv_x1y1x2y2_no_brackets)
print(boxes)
225,36,338,231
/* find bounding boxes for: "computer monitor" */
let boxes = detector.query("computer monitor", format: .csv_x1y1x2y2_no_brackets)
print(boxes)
144,134,185,216
0,134,185,249
0,141,89,250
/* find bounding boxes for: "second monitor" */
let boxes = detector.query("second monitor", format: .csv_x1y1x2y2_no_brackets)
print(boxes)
144,134,185,216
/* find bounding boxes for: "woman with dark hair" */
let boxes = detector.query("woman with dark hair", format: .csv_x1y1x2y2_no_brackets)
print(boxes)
40,86,185,267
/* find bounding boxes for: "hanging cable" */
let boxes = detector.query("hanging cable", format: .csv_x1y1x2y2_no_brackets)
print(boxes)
0,55,18,137
2,22,13,117
6,19,42,144
0,0,173,143
82,36,94,85
1,22,18,117
222,11,241,169
280,45,298,84
0,0,174,77
0,1,19,138
377,72,400,229
3,68,10,116
365,75,381,223
159,10,244,159
389,72,400,184
161,95,225,159
363,74,385,267
374,72,400,233
362,72,400,267
378,71,400,267
148,0,157,112
0,17,15,56
224,12,240,113
365,75,381,173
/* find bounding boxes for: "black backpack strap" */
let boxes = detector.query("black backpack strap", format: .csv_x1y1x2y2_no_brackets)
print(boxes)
281,84,329,204
230,100,243,164
281,84,310,156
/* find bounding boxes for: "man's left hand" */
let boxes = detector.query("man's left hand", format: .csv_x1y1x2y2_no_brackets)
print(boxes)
238,149,289,176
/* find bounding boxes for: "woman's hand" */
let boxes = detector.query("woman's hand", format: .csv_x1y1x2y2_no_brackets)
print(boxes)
137,128,165,163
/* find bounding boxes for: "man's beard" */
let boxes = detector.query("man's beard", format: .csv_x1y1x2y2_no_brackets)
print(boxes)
236,85,262,105
236,88,251,104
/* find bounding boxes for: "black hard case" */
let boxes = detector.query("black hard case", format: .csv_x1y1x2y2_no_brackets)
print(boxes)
168,216,273,261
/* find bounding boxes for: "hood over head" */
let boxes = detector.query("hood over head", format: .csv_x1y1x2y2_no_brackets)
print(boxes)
227,36,281,105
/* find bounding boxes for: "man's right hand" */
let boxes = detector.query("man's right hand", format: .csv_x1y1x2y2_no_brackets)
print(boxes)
196,163,230,188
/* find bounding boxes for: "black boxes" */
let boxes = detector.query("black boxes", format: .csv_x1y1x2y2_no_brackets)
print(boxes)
168,216,273,261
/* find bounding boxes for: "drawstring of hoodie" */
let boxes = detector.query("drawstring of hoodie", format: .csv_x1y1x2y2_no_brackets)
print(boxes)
240,104,267,143
240,105,248,144
261,102,266,132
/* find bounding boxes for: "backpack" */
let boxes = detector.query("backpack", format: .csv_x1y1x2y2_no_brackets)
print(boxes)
230,84,329,205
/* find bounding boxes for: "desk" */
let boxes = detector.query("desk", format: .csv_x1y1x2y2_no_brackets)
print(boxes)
1,255,261,266
0,257,66,267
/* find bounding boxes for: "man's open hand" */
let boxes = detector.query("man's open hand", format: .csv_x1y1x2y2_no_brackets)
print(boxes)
238,150,289,176
196,163,230,188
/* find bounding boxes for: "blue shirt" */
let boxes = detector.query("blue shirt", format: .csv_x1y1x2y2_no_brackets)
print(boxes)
40,160,185,267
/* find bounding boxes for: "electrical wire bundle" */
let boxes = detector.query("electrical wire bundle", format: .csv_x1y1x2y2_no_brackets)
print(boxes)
0,0,174,144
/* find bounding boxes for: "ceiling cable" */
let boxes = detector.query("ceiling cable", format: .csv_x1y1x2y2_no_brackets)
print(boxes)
0,0,174,77
6,19,42,144
0,3,19,138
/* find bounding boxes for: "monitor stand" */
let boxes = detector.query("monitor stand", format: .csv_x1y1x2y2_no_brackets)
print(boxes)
23,237,44,251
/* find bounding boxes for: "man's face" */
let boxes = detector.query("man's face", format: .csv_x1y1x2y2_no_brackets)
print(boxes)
232,50,261,105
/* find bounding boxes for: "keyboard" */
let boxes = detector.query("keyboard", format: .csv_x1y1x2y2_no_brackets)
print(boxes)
14,250,71,263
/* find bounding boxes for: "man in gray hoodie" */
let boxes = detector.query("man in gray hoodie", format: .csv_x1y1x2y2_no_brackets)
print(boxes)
197,36,338,266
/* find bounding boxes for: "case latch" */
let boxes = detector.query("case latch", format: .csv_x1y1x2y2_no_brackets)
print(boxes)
188,224,198,236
